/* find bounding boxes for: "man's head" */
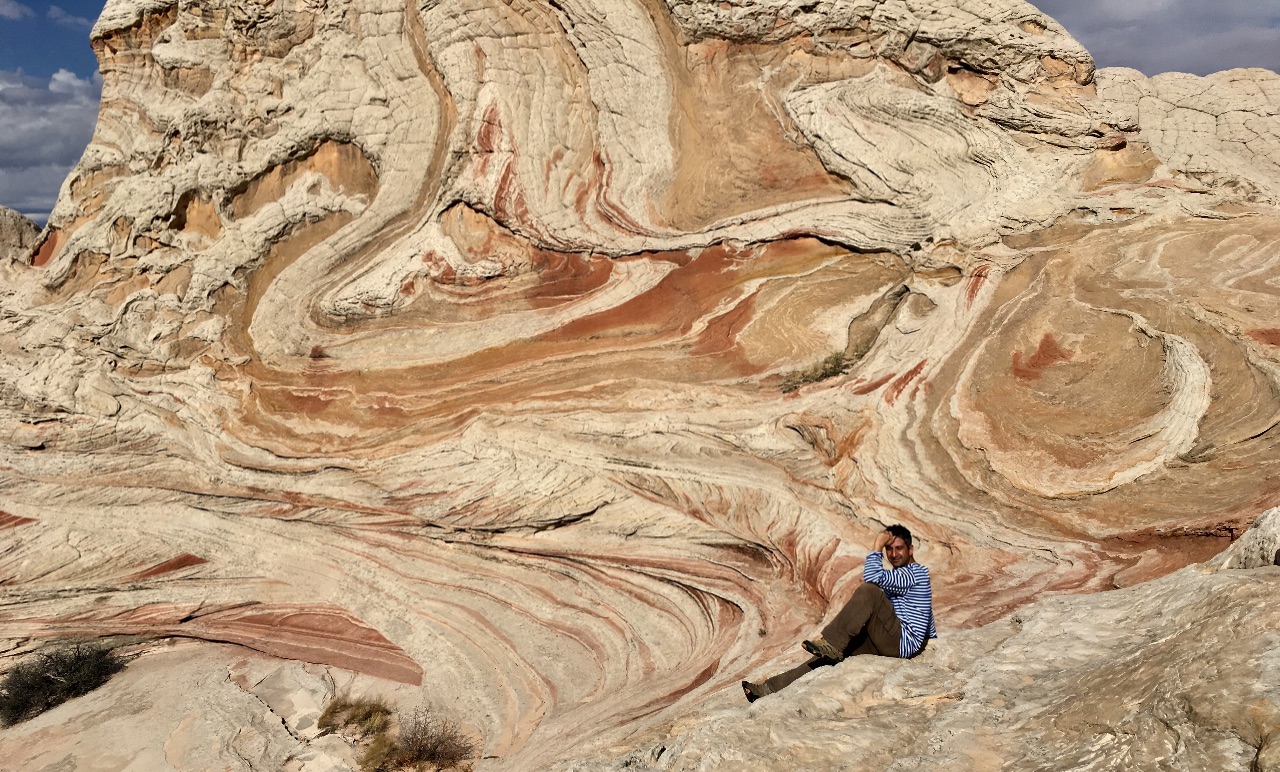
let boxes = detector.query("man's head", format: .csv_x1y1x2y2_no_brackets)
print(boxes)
884,524,914,568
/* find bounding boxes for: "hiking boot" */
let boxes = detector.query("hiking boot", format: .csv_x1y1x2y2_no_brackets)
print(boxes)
742,680,772,703
802,635,842,661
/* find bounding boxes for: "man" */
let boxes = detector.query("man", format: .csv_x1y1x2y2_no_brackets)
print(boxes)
743,524,937,702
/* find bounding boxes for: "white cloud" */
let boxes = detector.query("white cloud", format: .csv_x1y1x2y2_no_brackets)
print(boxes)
48,68,98,96
47,5,92,29
0,69,101,223
1032,0,1280,75
0,0,34,21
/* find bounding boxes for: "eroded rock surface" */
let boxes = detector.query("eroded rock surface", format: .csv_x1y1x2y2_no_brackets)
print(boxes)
0,206,38,264
559,520,1280,771
1,0,1278,769
0,639,388,771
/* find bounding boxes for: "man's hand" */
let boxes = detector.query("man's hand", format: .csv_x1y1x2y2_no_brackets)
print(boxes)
873,529,892,553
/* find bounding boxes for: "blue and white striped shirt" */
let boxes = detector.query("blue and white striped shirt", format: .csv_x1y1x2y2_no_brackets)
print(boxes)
864,552,938,658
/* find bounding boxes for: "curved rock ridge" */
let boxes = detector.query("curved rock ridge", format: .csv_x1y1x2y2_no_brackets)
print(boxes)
0,0,1278,768
0,513,1274,771
557,514,1280,771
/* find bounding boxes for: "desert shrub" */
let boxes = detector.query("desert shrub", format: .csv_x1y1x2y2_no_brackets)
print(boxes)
321,695,477,771
0,642,126,726
319,694,393,737
780,351,848,393
391,705,478,771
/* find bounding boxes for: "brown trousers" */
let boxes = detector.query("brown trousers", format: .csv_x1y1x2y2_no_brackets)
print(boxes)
762,582,902,694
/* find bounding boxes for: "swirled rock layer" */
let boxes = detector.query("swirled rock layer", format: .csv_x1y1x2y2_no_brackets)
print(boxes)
1,0,1279,769
557,518,1280,771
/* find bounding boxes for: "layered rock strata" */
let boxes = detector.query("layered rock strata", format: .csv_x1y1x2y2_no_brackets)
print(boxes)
3,513,1274,771
559,511,1280,771
1,0,1279,768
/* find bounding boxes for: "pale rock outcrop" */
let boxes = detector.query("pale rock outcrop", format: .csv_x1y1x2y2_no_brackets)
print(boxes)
557,518,1280,771
1096,67,1280,203
0,206,38,264
1,0,1279,769
1,515,1275,771
1212,507,1280,570
0,640,374,771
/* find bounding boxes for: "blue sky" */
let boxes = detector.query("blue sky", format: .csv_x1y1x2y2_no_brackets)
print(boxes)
0,0,99,78
1,1,1279,224
1,0,100,222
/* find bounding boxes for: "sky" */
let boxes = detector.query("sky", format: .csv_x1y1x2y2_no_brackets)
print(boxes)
0,0,100,223
1034,0,1280,77
1,1,1279,224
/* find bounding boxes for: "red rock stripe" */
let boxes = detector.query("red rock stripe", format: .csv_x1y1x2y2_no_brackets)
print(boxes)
885,359,928,404
127,553,208,580
0,512,37,529
8,604,423,685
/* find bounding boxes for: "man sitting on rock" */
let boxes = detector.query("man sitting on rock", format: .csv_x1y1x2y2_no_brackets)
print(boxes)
743,524,937,702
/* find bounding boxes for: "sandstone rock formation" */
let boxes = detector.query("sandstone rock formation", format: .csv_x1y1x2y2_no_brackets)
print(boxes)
560,512,1280,771
3,514,1273,771
1,0,1279,769
0,206,38,265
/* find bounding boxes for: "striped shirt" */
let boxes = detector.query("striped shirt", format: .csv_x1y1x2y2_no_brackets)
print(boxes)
864,552,938,658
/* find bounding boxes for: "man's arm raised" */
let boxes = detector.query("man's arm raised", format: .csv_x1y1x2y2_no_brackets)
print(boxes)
863,530,921,595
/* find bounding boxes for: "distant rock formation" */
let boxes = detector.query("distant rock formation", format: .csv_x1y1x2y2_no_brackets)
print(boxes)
1,0,1278,768
0,206,38,264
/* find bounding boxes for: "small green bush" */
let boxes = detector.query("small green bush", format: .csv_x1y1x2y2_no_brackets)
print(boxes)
0,642,126,726
780,351,848,393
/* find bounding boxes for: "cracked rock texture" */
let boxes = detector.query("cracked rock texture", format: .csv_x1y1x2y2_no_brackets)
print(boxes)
0,206,38,264
1,0,1278,769
0,639,386,771
558,515,1280,771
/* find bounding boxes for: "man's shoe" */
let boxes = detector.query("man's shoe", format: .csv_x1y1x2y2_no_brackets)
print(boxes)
802,635,842,661
742,680,772,703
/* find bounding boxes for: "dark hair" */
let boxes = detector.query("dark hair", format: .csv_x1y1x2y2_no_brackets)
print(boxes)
885,524,913,547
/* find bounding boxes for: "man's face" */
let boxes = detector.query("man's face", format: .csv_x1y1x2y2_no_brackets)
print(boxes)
885,536,913,568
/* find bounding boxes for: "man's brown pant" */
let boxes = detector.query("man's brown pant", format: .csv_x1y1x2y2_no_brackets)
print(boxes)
761,582,902,694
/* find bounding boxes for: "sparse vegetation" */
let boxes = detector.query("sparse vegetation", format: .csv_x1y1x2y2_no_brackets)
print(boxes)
780,351,848,393
319,694,394,737
320,695,478,772
0,642,127,727
359,732,401,772
391,705,479,771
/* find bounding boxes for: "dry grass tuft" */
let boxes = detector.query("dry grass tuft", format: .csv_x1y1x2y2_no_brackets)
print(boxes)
320,695,479,771
319,694,394,737
359,732,400,771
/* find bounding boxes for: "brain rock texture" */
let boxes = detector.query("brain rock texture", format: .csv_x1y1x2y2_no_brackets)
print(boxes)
1,0,1279,769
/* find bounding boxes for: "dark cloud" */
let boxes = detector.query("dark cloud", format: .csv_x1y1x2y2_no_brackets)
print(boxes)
0,69,100,222
47,5,92,30
0,0,34,20
1032,0,1280,75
